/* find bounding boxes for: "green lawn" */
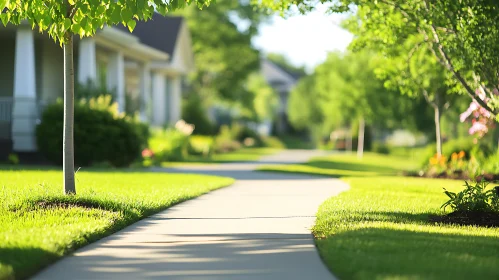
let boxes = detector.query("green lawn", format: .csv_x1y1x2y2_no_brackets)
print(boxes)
161,148,279,167
258,152,499,279
258,152,420,177
0,169,233,280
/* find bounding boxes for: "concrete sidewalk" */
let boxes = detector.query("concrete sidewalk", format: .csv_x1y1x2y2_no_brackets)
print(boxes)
33,150,349,280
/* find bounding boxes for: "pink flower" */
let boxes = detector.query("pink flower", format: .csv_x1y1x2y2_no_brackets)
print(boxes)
142,148,154,158
468,121,488,136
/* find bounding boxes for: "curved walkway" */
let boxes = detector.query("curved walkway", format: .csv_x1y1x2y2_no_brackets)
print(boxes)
34,150,349,280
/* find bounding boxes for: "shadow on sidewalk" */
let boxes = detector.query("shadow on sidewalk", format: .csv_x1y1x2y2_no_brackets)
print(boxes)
36,233,332,280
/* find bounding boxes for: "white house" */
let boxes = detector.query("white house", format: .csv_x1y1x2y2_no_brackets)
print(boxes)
0,13,194,157
260,59,301,134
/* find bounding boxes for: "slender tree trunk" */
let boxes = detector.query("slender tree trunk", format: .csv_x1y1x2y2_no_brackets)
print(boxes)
434,106,442,156
357,117,365,159
346,126,353,153
63,32,76,194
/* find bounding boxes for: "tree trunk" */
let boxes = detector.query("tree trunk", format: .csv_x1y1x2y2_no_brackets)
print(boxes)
357,117,365,159
434,106,442,156
63,33,76,194
346,126,353,153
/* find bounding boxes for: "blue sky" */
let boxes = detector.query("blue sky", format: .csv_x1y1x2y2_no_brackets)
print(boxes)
253,6,353,72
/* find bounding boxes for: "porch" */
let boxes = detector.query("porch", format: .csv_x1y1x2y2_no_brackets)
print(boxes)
0,23,185,154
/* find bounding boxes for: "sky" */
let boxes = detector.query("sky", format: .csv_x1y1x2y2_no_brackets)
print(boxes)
252,6,354,72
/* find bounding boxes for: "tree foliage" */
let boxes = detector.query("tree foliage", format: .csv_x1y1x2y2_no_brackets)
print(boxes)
1,0,211,43
181,0,269,102
256,0,499,116
288,51,423,139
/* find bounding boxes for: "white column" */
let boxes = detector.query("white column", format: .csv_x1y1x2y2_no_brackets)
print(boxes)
169,75,182,124
77,38,97,85
106,52,125,112
12,26,37,152
151,72,166,126
139,63,151,122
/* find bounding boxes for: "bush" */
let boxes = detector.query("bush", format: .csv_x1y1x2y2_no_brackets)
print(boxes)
371,142,390,154
442,181,499,213
148,129,190,162
213,125,241,153
262,136,286,149
36,97,143,167
188,135,214,157
182,94,216,135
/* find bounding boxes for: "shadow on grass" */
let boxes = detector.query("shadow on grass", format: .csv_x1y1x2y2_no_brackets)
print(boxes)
306,160,399,174
0,247,60,280
316,227,499,279
4,191,227,280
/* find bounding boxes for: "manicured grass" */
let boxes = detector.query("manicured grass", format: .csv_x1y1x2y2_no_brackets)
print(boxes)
314,176,499,279
258,152,499,279
258,152,420,177
0,169,233,280
161,148,279,167
279,135,315,150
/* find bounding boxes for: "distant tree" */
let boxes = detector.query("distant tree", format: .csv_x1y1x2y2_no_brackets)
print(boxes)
181,0,270,103
257,0,499,115
246,73,279,122
288,51,419,157
1,0,211,194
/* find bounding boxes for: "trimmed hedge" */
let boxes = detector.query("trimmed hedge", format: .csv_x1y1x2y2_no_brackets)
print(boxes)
36,100,145,167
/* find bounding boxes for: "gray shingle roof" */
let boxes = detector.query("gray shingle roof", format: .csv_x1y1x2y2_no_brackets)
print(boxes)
115,13,183,57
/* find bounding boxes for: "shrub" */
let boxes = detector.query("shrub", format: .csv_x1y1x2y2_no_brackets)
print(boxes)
188,135,214,157
371,142,390,154
442,181,499,213
148,129,190,162
182,94,216,135
36,97,143,167
262,136,286,149
213,125,241,153
482,153,499,174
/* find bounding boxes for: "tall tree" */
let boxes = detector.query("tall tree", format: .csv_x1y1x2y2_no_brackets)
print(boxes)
1,0,211,194
181,0,270,104
288,51,421,156
257,0,499,115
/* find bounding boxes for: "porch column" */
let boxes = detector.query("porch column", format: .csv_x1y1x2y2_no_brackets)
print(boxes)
169,75,182,124
139,63,151,122
106,52,125,112
151,72,166,126
12,25,37,152
77,38,97,85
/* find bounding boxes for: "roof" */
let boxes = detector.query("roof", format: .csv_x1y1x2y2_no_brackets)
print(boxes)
115,14,183,57
265,59,303,81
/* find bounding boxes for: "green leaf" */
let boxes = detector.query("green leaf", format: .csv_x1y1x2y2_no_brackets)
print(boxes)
68,0,75,5
127,20,136,32
96,5,106,15
0,13,9,26
63,18,71,32
0,0,8,9
110,7,122,24
121,7,133,22
71,23,81,34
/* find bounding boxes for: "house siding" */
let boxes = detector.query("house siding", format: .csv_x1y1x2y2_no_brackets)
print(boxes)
40,39,64,103
0,37,15,97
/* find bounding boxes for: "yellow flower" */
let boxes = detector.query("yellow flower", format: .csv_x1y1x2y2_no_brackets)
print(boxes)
458,151,465,159
451,153,458,161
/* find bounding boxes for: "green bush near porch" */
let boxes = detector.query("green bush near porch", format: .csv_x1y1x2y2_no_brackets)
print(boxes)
36,96,148,167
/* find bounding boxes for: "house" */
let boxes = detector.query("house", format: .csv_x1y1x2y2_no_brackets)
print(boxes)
0,13,194,158
260,59,301,135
